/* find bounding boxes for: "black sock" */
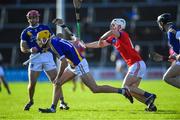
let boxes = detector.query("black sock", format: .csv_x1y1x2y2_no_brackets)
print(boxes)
60,97,64,103
118,88,126,94
144,92,151,98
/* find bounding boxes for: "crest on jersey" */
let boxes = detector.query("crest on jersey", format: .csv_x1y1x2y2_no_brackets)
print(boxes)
112,38,117,44
27,31,32,37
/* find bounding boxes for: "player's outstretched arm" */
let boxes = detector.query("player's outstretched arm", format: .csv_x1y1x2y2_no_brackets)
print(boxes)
52,18,78,41
85,41,100,48
85,40,110,48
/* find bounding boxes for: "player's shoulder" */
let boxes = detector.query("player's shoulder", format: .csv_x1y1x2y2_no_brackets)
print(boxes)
118,31,129,39
168,25,177,34
38,24,50,29
120,31,129,36
21,26,32,35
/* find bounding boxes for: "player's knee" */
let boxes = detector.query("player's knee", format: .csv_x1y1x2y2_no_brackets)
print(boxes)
28,82,36,89
28,84,35,90
89,86,100,93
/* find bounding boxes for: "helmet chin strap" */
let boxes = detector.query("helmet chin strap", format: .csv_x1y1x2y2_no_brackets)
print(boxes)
42,39,50,48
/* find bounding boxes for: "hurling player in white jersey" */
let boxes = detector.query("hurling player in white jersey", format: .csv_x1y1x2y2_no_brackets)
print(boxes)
157,13,180,88
20,10,69,111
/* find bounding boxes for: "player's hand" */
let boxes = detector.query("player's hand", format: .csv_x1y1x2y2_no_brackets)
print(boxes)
176,54,180,61
52,18,64,26
168,55,177,61
30,47,38,53
71,35,80,41
78,41,86,48
72,37,86,48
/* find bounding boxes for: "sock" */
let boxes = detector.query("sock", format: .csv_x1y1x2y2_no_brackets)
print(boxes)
118,88,125,94
29,100,34,104
144,92,151,98
60,97,64,103
51,104,56,110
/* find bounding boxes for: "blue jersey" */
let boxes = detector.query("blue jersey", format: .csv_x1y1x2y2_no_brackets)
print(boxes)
20,24,54,52
49,37,84,66
167,24,180,54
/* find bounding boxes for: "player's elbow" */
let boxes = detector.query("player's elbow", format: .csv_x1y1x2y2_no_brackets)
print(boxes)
20,48,29,53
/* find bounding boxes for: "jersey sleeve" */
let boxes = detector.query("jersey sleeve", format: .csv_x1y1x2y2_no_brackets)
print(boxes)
168,31,179,54
50,39,65,60
106,36,114,44
20,29,28,41
176,31,180,40
45,25,55,36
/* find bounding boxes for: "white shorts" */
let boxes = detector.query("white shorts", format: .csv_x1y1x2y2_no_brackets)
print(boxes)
128,60,146,78
28,52,56,71
176,61,180,65
0,66,4,76
67,59,89,76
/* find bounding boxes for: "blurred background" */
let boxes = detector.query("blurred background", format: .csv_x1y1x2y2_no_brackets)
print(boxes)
0,0,179,81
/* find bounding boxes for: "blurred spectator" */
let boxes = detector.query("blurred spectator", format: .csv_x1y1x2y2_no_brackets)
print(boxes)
81,16,100,43
110,48,127,78
0,52,11,94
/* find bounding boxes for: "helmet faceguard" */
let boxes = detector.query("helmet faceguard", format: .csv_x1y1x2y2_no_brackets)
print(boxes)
157,13,172,32
36,30,51,47
110,18,126,31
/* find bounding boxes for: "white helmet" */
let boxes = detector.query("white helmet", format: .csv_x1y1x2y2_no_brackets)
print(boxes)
110,18,126,30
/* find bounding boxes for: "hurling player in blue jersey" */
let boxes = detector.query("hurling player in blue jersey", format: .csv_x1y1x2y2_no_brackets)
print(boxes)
157,13,180,88
37,30,133,113
20,10,69,111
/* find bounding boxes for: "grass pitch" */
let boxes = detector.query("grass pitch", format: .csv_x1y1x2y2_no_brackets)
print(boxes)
0,80,180,120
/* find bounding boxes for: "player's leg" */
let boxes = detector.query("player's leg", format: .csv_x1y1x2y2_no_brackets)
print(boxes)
43,54,71,110
39,69,76,113
45,68,70,110
52,69,76,105
122,61,157,111
163,63,180,88
122,75,147,96
80,78,85,91
80,72,133,103
24,63,41,111
127,79,146,103
122,74,157,111
72,77,77,91
0,76,11,94
0,79,1,92
122,74,148,102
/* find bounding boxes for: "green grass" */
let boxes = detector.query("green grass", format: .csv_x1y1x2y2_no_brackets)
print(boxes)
0,80,180,120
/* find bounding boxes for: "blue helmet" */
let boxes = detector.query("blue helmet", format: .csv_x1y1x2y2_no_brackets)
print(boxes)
157,13,172,31
157,13,172,25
